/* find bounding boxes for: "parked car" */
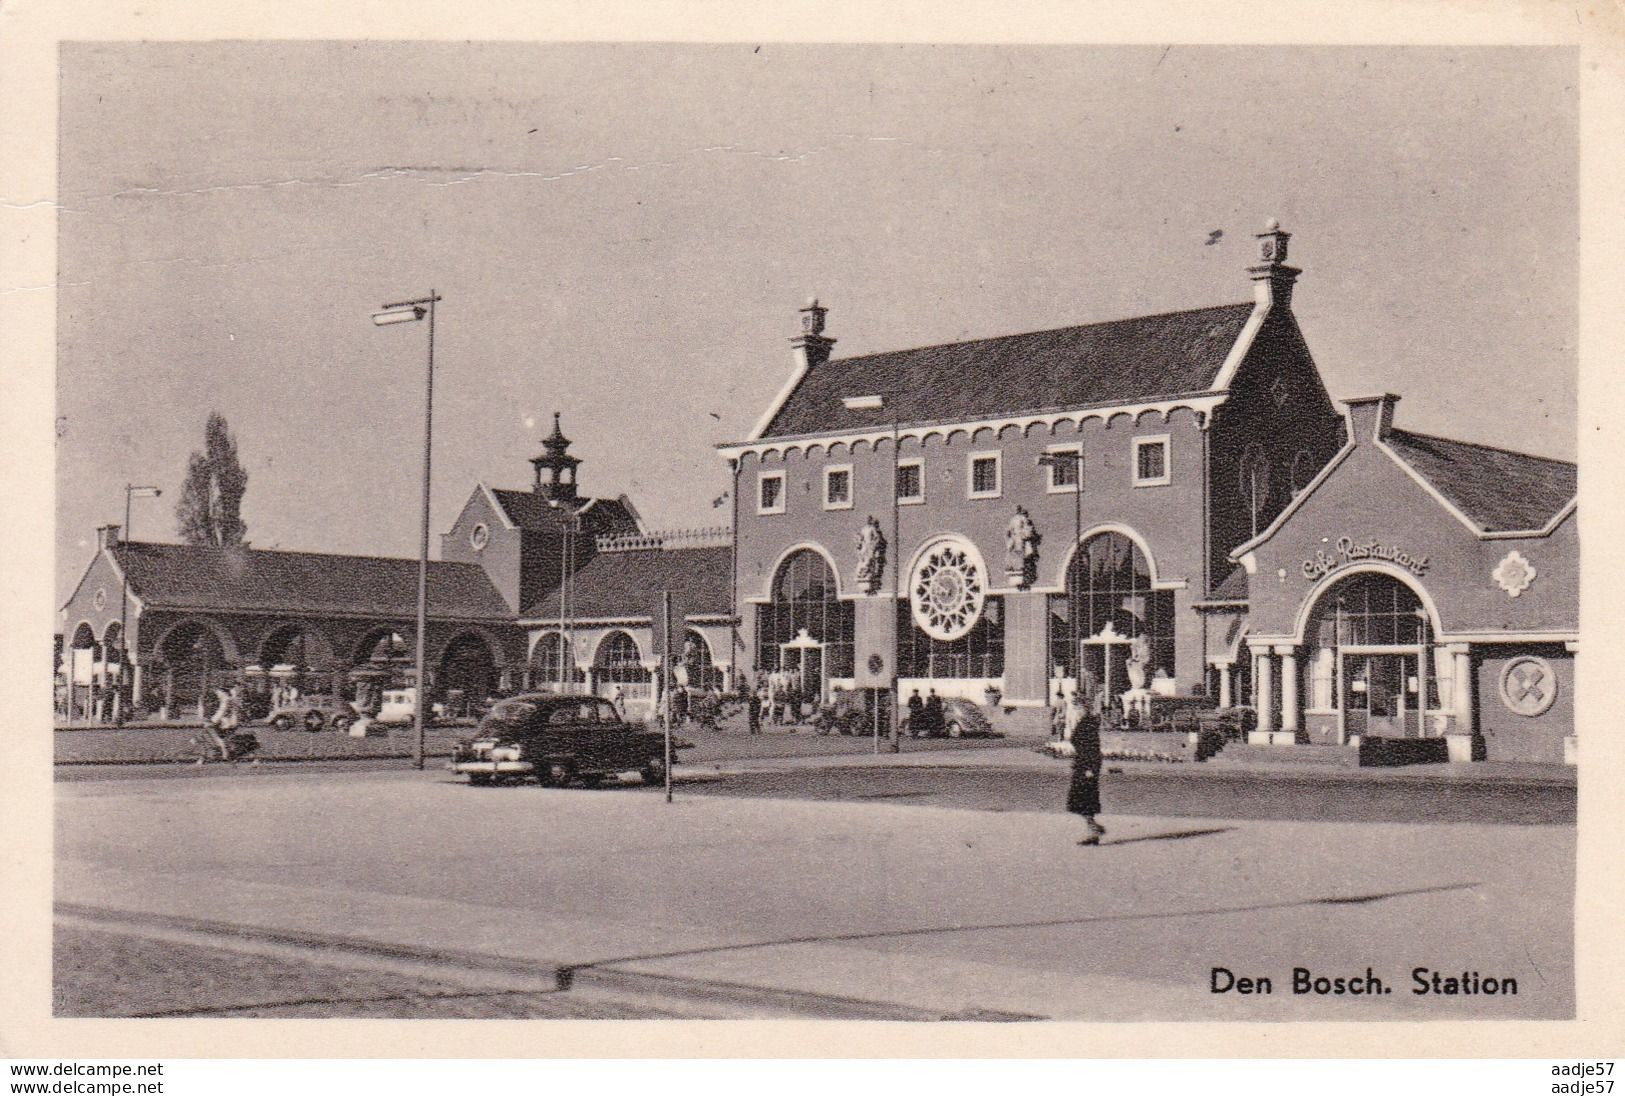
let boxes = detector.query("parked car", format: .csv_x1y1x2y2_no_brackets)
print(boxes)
452,693,687,788
902,696,1002,739
265,695,359,733
374,687,445,726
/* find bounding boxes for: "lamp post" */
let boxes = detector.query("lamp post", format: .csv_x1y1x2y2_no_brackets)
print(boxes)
115,484,162,724
372,292,441,770
547,498,584,693
1037,450,1083,719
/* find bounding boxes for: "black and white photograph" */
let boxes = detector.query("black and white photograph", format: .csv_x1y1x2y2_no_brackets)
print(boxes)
5,0,1624,1069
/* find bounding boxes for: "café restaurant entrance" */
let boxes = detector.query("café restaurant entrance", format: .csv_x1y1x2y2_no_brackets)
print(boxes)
1341,651,1420,739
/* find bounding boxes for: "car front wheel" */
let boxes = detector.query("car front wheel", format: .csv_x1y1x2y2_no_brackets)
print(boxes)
303,711,325,733
641,758,667,786
946,720,963,739
270,715,293,733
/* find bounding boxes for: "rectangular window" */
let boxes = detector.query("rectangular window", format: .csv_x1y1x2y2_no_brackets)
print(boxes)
968,451,1002,499
823,465,853,510
757,470,786,514
895,459,924,504
1044,444,1083,493
1133,435,1171,487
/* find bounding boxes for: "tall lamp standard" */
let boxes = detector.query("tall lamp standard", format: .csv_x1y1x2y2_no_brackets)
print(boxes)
1037,450,1083,723
116,484,162,724
371,292,441,770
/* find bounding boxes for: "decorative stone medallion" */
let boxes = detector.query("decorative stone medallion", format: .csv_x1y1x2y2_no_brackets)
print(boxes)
1500,655,1557,717
470,522,490,551
1492,550,1536,598
910,539,986,641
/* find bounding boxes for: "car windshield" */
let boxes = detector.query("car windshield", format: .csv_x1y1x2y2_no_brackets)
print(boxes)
486,698,541,725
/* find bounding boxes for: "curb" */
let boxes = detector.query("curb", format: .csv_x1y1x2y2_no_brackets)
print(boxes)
54,902,1035,1021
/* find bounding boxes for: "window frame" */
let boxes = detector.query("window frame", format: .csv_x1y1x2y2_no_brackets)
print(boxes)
757,469,787,515
1132,434,1172,488
967,450,1003,500
895,458,926,506
1043,443,1083,494
822,463,854,511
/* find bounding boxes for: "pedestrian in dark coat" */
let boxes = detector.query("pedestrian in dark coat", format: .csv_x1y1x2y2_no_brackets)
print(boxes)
747,691,762,735
923,690,944,737
1067,707,1107,845
906,689,924,737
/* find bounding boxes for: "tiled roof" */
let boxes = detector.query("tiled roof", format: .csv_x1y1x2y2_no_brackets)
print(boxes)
761,303,1255,438
1384,429,1577,533
524,545,731,621
112,542,512,619
489,490,640,535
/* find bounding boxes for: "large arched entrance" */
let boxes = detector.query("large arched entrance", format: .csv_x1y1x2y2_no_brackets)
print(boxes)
63,622,101,721
756,548,853,705
260,623,341,700
1302,570,1437,740
155,620,231,719
1048,531,1175,704
438,633,500,714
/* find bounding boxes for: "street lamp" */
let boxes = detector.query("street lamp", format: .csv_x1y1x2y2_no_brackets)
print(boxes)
116,484,162,724
371,292,441,770
1037,450,1083,726
547,498,584,694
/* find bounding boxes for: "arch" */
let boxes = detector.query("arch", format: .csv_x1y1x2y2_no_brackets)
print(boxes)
1134,407,1166,426
152,616,242,666
69,621,98,650
851,437,874,456
680,628,725,691
1105,410,1136,428
352,624,412,666
1047,529,1177,689
760,541,843,601
530,629,585,686
804,441,827,460
757,547,855,687
905,531,992,589
591,628,644,667
99,618,125,647
1291,563,1444,647
435,626,507,669
827,440,849,459
1050,523,1173,591
258,620,340,671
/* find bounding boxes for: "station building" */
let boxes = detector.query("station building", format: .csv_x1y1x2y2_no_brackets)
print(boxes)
59,415,731,723
721,223,1577,761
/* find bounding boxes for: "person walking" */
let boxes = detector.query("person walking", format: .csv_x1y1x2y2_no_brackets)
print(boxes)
1067,674,1107,845
906,688,924,737
923,689,944,738
747,689,762,735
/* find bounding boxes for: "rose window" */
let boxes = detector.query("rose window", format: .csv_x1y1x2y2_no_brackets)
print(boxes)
911,541,986,641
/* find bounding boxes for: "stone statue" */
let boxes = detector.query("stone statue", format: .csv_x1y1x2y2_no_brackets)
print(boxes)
1005,505,1040,587
1126,634,1151,692
855,515,887,594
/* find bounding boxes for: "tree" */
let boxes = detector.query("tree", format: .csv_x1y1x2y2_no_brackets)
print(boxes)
175,412,248,547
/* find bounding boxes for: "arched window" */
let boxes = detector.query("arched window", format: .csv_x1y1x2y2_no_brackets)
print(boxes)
531,632,584,688
1047,532,1174,694
439,634,498,705
756,549,854,680
681,630,725,692
1239,443,1272,536
594,631,646,684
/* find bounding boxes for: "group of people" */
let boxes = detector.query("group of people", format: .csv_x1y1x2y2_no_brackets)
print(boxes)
904,688,946,736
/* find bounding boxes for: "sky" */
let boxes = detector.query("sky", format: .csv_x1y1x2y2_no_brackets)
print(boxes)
55,42,1577,605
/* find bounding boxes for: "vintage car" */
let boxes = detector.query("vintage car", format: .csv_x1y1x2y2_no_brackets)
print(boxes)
265,695,359,733
902,696,1003,739
452,693,682,788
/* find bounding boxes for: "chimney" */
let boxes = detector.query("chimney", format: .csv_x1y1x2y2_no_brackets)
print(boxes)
98,524,122,548
790,297,836,372
1249,218,1301,310
1343,393,1401,444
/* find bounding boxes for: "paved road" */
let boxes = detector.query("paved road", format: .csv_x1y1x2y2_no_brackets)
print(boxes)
676,763,1576,826
56,768,1574,1022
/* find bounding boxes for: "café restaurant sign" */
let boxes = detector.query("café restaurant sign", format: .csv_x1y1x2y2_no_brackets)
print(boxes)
1302,536,1430,583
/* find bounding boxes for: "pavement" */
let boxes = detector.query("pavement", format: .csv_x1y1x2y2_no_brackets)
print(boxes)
56,766,1574,1020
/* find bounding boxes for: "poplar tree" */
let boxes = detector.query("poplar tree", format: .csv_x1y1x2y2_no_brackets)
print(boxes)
175,412,249,547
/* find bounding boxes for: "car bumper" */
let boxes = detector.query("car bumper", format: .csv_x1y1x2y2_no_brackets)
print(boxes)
452,760,535,776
